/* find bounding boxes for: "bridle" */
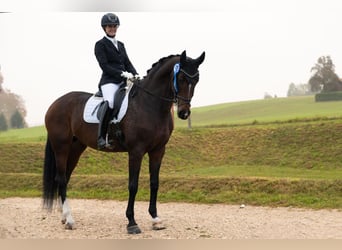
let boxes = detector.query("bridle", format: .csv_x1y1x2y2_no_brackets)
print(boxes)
134,63,199,104
172,63,199,104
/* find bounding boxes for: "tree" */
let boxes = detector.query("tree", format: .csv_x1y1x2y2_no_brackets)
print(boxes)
309,56,342,92
0,113,8,131
10,110,25,129
308,75,323,92
0,65,27,127
0,65,3,93
287,83,312,96
0,89,27,127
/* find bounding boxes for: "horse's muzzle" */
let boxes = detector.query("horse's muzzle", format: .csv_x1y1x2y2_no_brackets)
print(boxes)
178,109,191,120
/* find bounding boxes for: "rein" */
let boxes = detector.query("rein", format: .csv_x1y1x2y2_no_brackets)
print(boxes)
134,81,177,103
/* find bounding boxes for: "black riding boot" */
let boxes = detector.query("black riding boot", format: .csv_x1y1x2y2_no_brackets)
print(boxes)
97,101,113,150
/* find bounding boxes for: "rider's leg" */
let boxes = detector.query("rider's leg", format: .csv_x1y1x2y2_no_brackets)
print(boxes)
97,83,119,149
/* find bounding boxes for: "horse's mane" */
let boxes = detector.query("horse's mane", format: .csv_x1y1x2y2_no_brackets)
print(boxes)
144,54,180,78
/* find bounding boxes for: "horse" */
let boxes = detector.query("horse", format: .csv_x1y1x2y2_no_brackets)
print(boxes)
42,50,205,234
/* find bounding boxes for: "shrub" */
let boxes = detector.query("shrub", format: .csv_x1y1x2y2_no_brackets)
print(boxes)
315,91,342,102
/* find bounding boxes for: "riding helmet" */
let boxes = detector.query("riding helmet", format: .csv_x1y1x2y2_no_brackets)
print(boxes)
101,13,120,27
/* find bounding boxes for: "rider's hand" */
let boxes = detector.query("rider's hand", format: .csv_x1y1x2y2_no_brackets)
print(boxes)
121,71,134,79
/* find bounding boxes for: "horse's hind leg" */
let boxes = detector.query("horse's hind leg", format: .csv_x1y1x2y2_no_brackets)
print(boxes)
51,138,72,229
58,139,87,229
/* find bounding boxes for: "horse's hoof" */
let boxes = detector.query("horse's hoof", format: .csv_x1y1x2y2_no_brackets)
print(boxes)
152,217,166,231
127,225,142,234
152,223,166,231
65,222,74,230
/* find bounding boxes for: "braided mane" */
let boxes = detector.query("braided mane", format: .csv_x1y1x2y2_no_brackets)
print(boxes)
144,54,180,77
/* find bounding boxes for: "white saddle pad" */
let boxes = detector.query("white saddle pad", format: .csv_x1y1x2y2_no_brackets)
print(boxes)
83,91,129,124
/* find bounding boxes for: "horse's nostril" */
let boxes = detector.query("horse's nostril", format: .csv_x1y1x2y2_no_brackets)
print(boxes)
178,110,191,120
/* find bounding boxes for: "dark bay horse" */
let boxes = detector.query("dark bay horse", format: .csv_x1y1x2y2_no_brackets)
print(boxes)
43,50,205,234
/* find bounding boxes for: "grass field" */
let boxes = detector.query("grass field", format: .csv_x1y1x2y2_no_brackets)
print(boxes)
175,95,342,127
0,96,342,209
0,125,46,143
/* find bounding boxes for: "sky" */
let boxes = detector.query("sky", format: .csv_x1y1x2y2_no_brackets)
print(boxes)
1,0,342,126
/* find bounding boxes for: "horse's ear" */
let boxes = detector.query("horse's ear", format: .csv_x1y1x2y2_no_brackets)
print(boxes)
196,51,205,66
180,50,187,65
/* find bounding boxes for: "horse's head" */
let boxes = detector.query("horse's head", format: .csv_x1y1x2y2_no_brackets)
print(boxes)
174,50,205,120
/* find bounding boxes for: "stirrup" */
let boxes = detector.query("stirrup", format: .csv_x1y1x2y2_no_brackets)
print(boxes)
98,134,113,150
97,139,106,150
106,133,114,146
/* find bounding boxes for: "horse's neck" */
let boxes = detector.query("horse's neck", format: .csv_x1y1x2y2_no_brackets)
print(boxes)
145,58,178,89
136,59,177,113
155,58,177,79
143,57,172,88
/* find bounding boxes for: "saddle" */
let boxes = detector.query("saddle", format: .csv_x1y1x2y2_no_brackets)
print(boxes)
95,83,127,121
84,79,136,124
84,80,136,148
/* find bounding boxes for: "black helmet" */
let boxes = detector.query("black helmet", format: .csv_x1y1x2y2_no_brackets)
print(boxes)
101,13,120,27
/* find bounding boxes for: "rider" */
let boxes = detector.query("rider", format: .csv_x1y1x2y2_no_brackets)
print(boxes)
94,13,139,149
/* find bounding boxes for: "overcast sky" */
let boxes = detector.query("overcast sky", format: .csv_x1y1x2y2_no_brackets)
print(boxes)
1,0,342,126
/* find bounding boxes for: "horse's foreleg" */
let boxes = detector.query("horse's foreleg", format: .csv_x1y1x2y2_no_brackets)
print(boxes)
148,148,166,231
126,152,143,234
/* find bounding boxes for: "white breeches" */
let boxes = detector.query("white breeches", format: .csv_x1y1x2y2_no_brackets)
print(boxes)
101,83,121,109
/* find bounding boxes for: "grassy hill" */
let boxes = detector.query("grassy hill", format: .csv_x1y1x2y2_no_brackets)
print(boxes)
175,95,342,127
0,96,342,208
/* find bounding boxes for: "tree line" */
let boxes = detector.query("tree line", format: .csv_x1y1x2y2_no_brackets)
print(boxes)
287,55,342,97
0,68,27,131
287,56,342,96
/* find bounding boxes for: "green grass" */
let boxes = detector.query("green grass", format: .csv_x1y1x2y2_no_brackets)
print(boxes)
1,96,342,209
0,173,341,209
0,126,46,143
175,95,342,127
185,165,342,180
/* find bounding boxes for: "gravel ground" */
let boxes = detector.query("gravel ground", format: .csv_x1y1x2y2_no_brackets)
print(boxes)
0,197,341,239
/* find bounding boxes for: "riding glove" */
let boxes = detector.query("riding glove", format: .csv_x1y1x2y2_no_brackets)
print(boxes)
121,71,134,79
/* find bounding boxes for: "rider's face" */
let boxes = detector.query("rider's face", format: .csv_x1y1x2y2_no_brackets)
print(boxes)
105,24,118,37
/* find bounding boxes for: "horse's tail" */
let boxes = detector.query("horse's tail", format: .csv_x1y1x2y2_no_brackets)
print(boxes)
42,137,58,210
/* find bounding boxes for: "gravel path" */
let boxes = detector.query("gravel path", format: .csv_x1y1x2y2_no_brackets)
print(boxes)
0,197,341,239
